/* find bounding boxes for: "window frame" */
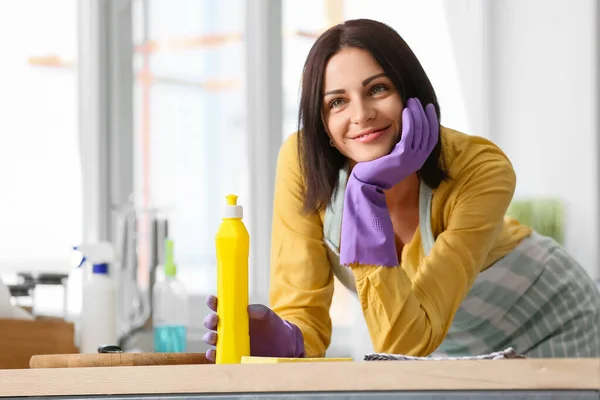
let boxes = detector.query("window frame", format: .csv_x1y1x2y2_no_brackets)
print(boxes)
78,0,134,247
86,0,283,302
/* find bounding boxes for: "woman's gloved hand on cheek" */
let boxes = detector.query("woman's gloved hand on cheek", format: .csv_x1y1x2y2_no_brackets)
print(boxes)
202,295,305,362
340,98,439,268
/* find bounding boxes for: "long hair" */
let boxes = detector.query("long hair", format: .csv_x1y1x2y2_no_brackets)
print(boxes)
298,19,448,214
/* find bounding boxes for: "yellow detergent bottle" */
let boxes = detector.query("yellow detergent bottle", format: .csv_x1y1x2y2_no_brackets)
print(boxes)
215,194,250,364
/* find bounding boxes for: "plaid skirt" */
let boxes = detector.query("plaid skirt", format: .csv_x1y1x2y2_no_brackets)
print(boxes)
324,171,600,357
433,230,600,358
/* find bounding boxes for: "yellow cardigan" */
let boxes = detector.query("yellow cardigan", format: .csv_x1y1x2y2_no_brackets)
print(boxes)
269,127,533,357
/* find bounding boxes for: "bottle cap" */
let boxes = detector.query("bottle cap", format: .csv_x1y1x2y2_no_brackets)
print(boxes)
92,263,108,274
223,194,243,219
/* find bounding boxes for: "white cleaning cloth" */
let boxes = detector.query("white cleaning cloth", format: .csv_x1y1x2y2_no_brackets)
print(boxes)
364,347,525,361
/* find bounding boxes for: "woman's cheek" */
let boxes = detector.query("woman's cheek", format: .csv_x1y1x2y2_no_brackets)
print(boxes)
328,116,345,141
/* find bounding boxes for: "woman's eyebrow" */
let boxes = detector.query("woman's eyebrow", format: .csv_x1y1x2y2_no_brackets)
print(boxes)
323,88,345,97
362,72,387,86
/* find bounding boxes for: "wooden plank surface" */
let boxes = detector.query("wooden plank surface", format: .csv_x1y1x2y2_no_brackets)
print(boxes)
0,359,598,397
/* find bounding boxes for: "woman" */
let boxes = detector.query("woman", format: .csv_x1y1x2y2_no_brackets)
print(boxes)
203,19,600,360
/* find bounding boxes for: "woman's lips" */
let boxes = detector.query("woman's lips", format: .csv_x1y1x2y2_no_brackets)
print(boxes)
354,125,390,143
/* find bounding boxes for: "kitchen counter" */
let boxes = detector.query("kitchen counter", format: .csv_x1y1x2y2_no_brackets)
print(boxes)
0,358,598,399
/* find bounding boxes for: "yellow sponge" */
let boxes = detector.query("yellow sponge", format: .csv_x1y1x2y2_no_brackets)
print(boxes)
241,356,353,364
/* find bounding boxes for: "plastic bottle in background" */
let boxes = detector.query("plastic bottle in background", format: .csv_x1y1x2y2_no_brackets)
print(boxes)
215,194,250,364
153,238,188,352
77,242,117,354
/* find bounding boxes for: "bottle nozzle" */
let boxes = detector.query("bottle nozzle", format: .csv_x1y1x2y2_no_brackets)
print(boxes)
164,238,177,277
74,242,116,270
226,194,238,206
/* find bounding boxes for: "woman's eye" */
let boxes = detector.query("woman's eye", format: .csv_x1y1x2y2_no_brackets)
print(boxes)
371,85,388,94
329,98,345,108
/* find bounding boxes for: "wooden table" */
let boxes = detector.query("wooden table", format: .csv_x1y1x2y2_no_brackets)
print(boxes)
0,358,598,399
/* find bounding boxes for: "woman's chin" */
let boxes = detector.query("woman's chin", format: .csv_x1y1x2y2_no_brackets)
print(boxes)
350,147,393,163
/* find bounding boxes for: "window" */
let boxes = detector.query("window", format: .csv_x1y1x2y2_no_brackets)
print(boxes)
0,0,80,274
282,0,338,140
131,0,248,297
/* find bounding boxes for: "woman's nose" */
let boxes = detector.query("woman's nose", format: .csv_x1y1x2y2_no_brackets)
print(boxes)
350,99,376,124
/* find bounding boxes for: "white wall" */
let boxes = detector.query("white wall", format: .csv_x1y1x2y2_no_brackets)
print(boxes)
488,0,599,280
385,0,600,279
442,0,492,139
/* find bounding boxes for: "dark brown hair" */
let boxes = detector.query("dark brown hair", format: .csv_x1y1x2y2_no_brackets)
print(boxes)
297,19,448,213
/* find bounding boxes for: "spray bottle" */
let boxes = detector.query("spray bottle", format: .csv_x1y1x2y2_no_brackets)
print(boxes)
215,194,250,364
76,242,117,354
152,238,188,352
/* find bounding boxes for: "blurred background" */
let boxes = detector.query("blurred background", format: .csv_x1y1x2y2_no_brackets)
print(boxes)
0,0,598,361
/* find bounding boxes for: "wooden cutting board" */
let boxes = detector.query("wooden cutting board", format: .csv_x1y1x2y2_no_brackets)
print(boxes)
0,318,78,369
29,352,210,368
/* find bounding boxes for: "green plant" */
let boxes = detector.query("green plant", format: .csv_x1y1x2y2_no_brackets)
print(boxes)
506,199,565,244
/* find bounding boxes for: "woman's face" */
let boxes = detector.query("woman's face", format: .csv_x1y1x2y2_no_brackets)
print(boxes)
322,47,403,163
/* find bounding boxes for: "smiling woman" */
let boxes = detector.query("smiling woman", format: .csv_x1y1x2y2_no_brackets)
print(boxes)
297,19,447,214
202,18,600,361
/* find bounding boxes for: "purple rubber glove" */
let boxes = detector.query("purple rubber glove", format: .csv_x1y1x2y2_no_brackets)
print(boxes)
339,98,439,267
202,295,305,362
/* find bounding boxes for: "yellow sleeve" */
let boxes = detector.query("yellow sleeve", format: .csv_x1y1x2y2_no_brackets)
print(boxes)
269,134,334,357
352,153,516,356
